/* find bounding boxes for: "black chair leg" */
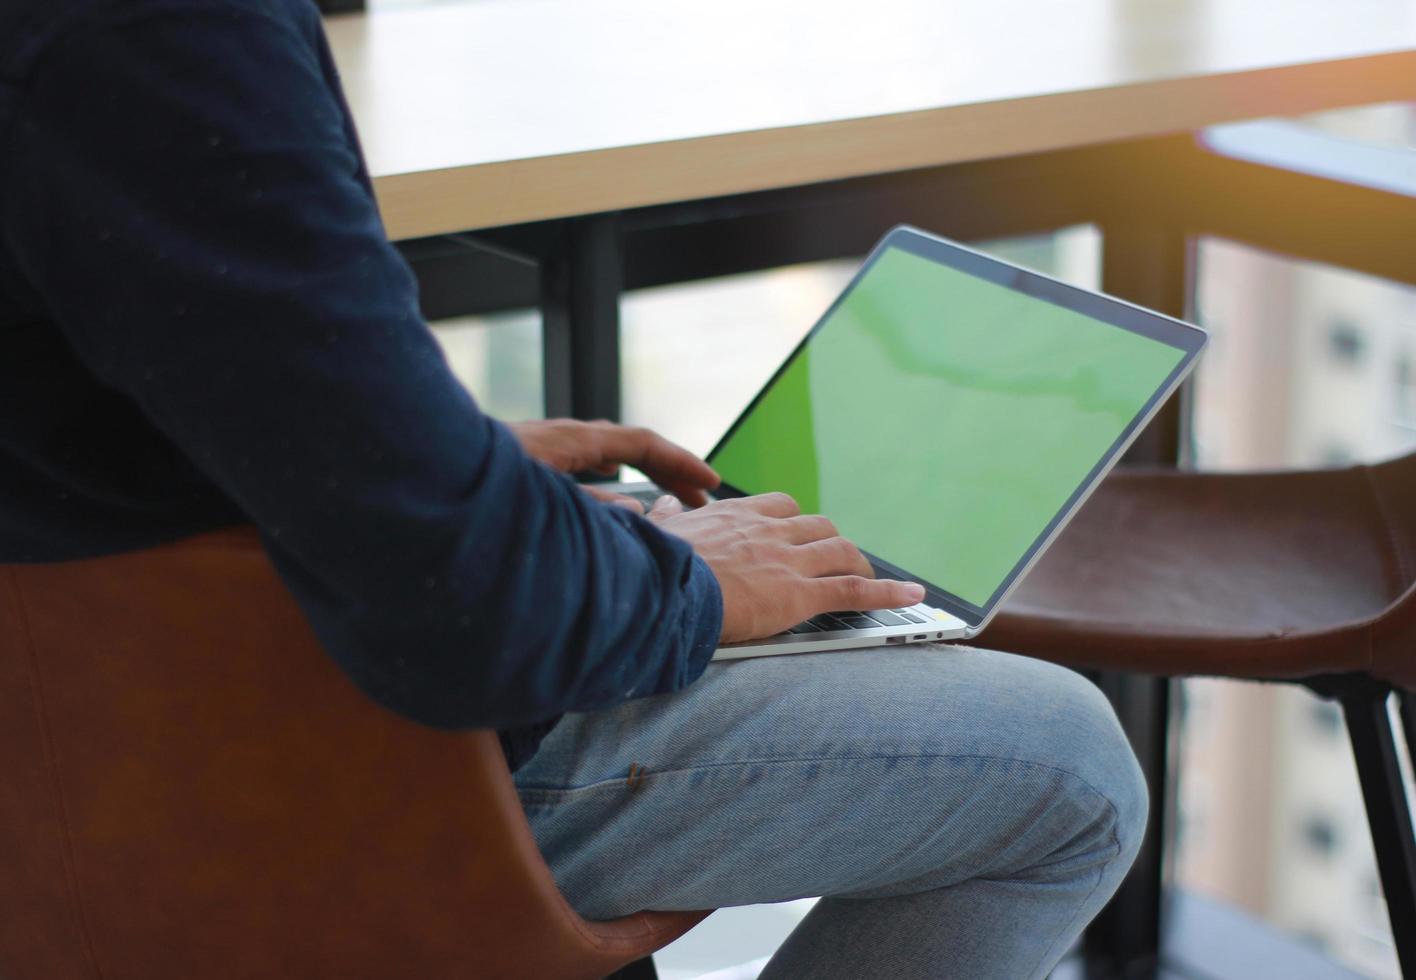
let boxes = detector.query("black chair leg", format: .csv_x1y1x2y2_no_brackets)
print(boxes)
604,956,658,980
1401,691,1416,778
1342,688,1416,978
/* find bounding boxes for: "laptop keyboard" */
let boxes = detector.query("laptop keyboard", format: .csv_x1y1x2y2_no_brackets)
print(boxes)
787,608,928,634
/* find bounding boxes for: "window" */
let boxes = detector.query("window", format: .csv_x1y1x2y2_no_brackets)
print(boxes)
1327,319,1365,366
1299,813,1339,858
1307,700,1344,738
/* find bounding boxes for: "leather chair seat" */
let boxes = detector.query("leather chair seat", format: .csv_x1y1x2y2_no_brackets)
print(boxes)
985,458,1416,690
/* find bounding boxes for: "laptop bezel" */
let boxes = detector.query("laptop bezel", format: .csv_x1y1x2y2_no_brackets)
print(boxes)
705,224,1207,631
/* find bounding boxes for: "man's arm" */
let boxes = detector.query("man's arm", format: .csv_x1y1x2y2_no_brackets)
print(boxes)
3,1,722,728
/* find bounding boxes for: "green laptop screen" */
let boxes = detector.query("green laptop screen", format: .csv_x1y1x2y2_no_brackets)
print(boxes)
709,246,1187,610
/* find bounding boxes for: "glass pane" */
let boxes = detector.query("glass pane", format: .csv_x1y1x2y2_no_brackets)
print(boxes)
1191,238,1416,471
429,310,544,422
621,262,854,459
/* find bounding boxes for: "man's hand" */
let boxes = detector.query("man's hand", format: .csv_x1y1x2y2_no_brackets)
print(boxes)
646,493,926,643
510,419,719,509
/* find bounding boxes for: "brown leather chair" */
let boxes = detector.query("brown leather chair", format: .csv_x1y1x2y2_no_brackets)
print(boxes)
986,453,1416,976
0,526,707,980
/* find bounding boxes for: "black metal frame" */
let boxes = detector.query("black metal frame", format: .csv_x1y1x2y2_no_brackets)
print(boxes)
540,215,624,422
399,130,1416,980
1404,692,1416,789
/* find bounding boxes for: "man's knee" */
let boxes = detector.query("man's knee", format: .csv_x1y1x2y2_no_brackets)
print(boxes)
1020,656,1149,869
822,646,1149,866
680,644,1150,854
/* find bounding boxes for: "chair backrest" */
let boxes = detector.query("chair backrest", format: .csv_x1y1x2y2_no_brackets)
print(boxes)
0,526,702,979
1368,451,1416,691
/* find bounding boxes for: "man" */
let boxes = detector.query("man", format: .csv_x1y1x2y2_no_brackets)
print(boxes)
0,0,1146,975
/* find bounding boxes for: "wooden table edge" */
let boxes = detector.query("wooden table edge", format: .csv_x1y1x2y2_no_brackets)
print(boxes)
371,49,1416,240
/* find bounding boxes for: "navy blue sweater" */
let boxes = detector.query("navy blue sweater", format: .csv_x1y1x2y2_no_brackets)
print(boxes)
0,0,722,769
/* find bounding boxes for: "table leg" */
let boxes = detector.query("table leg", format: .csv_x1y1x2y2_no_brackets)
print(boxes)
541,214,624,422
1082,220,1193,979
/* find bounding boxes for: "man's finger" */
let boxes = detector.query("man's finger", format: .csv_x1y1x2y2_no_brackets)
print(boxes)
592,425,720,500
815,575,925,612
776,514,840,545
738,491,800,519
795,537,875,579
644,494,685,524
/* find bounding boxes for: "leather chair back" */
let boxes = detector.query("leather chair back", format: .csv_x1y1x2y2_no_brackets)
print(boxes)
0,527,702,979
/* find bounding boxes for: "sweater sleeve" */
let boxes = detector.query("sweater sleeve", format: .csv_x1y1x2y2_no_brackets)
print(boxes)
1,0,722,728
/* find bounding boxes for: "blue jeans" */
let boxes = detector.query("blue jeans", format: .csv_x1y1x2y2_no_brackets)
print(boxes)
514,645,1148,979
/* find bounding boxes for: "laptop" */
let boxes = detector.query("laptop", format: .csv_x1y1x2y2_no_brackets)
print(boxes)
604,225,1207,660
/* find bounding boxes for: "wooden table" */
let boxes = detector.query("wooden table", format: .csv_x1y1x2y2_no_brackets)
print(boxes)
325,4,1416,975
327,0,1416,240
